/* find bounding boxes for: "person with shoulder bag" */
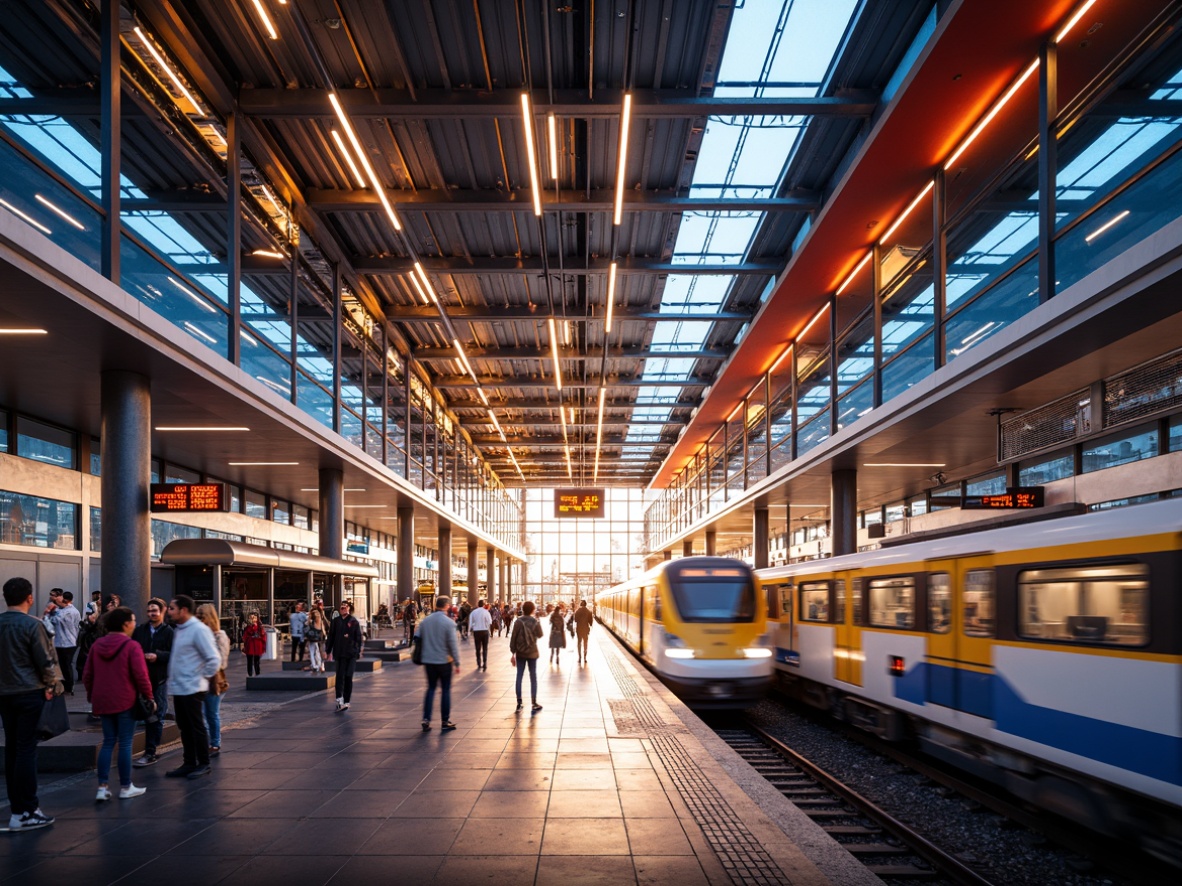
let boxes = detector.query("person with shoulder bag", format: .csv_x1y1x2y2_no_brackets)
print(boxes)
82,606,153,801
304,608,327,673
509,601,544,713
196,604,230,757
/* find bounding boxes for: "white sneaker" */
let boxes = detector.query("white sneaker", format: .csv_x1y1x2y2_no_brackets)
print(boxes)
12,809,54,830
335,697,343,710
95,786,112,802
8,814,22,829
119,784,146,799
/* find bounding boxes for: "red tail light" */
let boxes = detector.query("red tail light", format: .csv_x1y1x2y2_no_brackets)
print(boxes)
888,655,905,677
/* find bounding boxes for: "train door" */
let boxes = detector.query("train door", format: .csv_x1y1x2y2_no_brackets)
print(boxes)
925,556,995,717
834,574,863,686
763,579,797,667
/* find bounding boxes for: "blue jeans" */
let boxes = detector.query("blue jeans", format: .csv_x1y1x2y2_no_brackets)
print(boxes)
145,680,168,754
98,709,136,786
203,692,222,747
422,663,453,723
515,657,538,703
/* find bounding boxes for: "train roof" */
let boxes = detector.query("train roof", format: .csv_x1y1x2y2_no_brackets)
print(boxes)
759,497,1182,579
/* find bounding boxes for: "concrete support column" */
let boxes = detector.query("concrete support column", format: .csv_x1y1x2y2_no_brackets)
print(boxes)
318,469,344,607
486,546,496,607
705,529,716,557
467,537,479,602
831,469,858,557
500,558,508,604
753,508,769,570
397,505,414,604
100,371,150,616
682,540,693,558
438,523,452,598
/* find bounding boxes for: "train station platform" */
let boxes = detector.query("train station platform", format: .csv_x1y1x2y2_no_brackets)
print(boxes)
1,623,874,886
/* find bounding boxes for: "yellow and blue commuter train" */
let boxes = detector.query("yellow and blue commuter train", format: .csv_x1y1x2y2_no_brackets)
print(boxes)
595,556,773,708
758,498,1182,861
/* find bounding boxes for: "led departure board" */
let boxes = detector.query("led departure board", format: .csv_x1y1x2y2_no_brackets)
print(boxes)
962,486,1045,510
149,483,229,513
554,488,605,518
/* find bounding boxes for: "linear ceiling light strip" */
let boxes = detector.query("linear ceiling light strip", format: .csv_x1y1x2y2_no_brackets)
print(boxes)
328,92,402,232
613,94,632,226
521,93,543,217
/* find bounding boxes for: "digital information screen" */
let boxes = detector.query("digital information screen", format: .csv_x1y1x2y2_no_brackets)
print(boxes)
554,488,605,518
962,486,1045,510
149,483,229,513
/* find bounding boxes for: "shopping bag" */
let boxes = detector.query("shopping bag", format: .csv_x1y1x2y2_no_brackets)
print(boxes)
35,694,69,740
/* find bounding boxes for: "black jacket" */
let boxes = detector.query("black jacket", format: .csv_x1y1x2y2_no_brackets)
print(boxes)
326,615,363,660
132,621,175,686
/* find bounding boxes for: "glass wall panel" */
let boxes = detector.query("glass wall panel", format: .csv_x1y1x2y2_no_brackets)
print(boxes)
151,519,200,559
244,489,267,519
0,491,77,549
1081,425,1159,473
0,408,7,452
16,416,75,469
1019,452,1074,485
90,506,101,551
296,371,334,430
240,333,291,400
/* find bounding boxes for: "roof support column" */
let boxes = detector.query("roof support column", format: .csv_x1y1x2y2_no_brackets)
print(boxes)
226,112,241,366
438,522,452,599
100,0,120,283
100,371,150,617
397,505,414,604
381,327,389,466
1038,39,1058,304
831,469,857,557
500,557,509,605
872,243,883,408
289,237,299,403
318,469,344,561
753,507,769,570
932,170,947,368
467,537,479,602
485,547,496,608
331,263,342,433
828,293,839,438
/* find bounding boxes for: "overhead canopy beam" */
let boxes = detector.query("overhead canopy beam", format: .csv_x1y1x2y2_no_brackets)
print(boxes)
308,188,820,214
433,375,715,389
412,346,731,360
356,256,779,275
385,305,753,322
451,397,694,409
238,87,878,119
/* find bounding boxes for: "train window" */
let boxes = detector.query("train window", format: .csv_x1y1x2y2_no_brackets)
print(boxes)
1018,563,1149,646
653,589,662,622
779,586,794,619
963,570,995,637
834,580,846,622
629,589,642,620
669,570,757,622
928,574,951,633
852,578,863,625
868,577,916,629
800,582,830,622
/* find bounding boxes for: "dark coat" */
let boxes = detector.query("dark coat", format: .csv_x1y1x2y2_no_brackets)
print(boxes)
326,615,363,660
131,620,175,686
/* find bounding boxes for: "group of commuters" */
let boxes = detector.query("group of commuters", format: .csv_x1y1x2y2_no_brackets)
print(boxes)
413,596,595,730
1,578,230,831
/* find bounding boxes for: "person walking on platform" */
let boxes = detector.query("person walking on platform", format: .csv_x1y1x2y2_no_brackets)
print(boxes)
490,601,503,637
547,604,567,665
83,606,152,801
43,589,80,696
196,604,230,758
509,601,544,713
573,600,594,664
502,602,515,639
242,612,266,677
458,600,472,641
304,606,327,673
402,598,418,644
468,599,492,671
0,576,62,831
289,601,308,663
417,596,461,731
326,602,363,713
165,595,220,780
132,597,173,768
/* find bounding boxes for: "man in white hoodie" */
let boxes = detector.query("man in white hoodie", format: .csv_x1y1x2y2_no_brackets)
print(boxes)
165,595,221,780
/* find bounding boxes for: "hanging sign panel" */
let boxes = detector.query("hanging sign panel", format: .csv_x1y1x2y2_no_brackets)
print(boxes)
149,483,230,513
554,488,605,518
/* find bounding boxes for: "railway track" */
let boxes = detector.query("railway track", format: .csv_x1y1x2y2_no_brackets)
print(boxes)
714,723,997,886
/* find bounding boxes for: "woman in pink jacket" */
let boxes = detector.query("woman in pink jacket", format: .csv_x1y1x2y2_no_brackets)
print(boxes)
82,606,153,801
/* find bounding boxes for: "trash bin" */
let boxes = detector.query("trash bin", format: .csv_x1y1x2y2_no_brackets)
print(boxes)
264,625,279,660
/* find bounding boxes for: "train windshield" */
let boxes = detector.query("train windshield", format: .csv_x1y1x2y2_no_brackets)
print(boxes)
669,567,757,622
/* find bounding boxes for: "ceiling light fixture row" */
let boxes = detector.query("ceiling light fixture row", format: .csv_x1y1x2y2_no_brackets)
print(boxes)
722,0,1102,472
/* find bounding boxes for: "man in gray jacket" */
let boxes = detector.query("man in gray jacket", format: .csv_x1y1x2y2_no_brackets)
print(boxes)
165,595,221,780
0,577,62,831
417,596,461,732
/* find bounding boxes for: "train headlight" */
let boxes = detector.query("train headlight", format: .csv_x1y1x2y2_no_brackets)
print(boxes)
664,632,696,659
740,647,773,659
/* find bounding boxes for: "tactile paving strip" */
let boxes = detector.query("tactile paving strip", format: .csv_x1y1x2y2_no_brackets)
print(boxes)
606,652,792,885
